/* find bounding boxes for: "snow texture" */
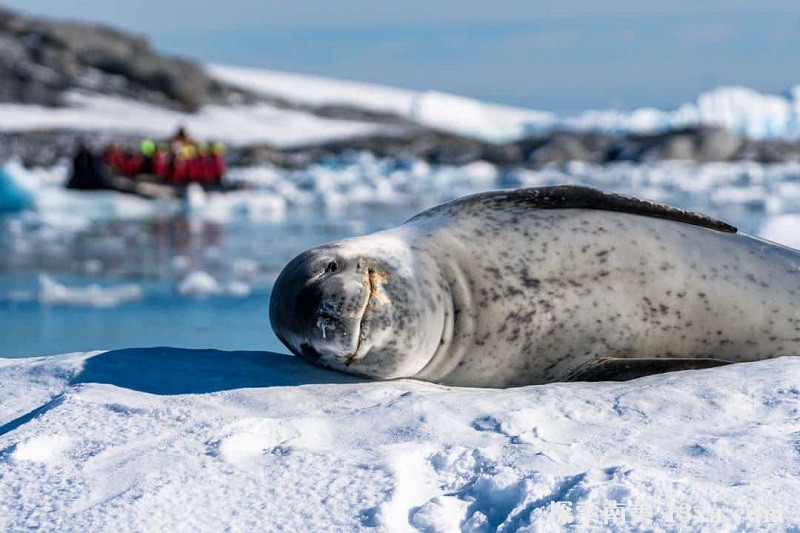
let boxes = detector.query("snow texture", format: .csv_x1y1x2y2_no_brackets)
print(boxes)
0,91,386,148
0,349,798,531
209,65,800,141
0,66,794,145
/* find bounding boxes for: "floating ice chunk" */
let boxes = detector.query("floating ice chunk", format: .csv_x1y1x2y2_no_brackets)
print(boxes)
203,191,288,222
232,258,260,279
39,274,143,307
176,271,252,298
460,161,499,185
227,280,252,297
83,259,103,275
185,183,206,212
177,271,222,297
171,255,191,272
0,161,35,213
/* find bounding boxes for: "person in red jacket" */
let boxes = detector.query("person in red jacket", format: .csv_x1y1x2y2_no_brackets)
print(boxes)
197,144,215,185
171,146,190,185
123,150,143,177
153,144,170,180
185,145,203,183
102,143,125,172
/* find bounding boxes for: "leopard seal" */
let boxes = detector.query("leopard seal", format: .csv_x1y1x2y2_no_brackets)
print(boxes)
270,186,800,387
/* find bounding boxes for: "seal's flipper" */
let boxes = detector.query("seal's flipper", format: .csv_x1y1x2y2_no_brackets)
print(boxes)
566,356,731,382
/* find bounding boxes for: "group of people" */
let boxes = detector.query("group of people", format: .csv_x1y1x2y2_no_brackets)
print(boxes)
102,128,227,185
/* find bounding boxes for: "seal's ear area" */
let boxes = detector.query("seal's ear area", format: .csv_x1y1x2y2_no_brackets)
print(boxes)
566,356,731,382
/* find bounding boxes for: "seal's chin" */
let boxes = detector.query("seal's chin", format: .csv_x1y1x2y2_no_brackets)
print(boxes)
343,266,383,365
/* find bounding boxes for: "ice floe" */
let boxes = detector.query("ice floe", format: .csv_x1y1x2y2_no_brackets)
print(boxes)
0,349,798,529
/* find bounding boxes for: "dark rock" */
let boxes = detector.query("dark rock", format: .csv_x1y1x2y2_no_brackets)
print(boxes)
313,104,409,125
514,131,619,165
526,134,596,165
622,126,744,163
0,6,211,110
746,140,800,164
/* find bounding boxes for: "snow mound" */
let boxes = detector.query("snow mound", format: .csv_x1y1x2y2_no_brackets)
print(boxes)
208,65,552,142
0,65,793,145
410,91,542,142
0,91,385,148
208,64,800,141
693,86,800,139
1,348,798,530
557,86,800,139
38,274,143,307
207,64,417,117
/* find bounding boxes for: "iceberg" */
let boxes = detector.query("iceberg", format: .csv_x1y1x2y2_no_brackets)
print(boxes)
38,274,143,307
0,161,34,213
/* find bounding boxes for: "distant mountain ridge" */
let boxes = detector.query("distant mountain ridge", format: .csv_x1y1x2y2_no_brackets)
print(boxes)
2,5,800,170
0,5,221,110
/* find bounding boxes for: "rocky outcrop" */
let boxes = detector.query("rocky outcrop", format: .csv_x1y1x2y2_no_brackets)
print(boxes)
0,8,798,170
5,124,800,169
0,6,212,110
234,125,799,169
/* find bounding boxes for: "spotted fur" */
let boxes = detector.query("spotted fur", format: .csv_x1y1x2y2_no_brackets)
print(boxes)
271,186,800,388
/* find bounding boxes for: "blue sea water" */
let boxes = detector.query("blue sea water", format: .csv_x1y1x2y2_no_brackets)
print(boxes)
0,207,418,359
1,156,795,359
1,290,278,357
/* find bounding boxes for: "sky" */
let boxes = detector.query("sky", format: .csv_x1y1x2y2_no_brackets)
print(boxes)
4,1,800,112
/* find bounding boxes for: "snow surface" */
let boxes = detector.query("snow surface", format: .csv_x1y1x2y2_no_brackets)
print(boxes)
0,65,795,146
209,65,800,141
206,64,419,117
207,64,551,142
0,349,798,530
0,92,386,148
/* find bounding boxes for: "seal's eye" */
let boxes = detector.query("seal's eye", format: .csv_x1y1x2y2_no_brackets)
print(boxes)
325,261,339,274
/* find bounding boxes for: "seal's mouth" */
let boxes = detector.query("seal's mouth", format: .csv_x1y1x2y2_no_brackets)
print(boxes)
346,267,384,365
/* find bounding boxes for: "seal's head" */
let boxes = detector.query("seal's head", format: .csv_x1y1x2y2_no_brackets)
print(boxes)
270,233,445,379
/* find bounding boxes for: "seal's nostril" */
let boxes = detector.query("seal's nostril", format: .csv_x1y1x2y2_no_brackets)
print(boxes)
325,261,338,274
318,310,336,320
